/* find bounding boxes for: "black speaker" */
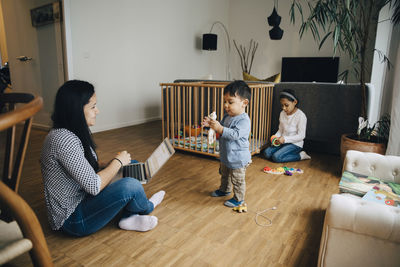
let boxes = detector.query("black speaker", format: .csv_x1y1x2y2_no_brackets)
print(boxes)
202,33,217,50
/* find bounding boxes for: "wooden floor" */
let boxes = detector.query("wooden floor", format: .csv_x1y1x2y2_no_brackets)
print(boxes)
5,120,342,267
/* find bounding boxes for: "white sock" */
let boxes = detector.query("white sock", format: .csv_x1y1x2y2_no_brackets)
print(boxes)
149,190,165,208
118,215,158,232
300,151,311,160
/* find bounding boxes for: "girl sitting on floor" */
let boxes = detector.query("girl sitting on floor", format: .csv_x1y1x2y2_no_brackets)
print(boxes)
262,89,311,163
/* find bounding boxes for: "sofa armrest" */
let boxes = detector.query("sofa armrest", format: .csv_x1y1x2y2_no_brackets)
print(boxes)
326,194,400,241
318,194,400,267
343,150,400,183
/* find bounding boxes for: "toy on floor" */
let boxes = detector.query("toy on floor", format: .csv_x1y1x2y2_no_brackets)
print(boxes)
263,166,303,175
233,203,248,213
270,135,280,147
207,111,217,145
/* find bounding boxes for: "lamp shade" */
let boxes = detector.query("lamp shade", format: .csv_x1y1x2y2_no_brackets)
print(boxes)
267,7,281,26
202,33,217,50
269,26,284,40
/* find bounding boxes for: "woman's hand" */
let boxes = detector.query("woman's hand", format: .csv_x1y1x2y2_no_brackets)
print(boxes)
115,151,131,166
98,150,131,190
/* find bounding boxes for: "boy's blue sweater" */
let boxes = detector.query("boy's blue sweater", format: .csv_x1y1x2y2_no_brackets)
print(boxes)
219,112,251,169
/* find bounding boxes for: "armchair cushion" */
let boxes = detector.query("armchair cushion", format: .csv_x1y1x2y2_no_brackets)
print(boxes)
0,220,32,265
327,194,400,242
319,194,400,267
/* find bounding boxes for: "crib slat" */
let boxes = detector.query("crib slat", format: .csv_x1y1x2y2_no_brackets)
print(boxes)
201,87,204,152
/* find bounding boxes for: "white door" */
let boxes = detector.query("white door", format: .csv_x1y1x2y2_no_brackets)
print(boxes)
1,0,65,128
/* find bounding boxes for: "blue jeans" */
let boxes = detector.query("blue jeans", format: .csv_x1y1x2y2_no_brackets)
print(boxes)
262,143,302,163
61,177,154,237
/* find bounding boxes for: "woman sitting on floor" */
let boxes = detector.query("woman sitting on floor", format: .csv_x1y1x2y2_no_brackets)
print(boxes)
40,80,165,237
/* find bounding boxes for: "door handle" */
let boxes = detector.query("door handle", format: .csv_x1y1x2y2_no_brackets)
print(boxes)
16,56,33,62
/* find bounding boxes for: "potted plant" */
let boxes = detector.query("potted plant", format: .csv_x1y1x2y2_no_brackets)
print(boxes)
289,0,399,157
340,114,391,161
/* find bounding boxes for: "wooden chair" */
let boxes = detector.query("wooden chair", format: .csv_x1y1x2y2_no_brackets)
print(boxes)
0,93,53,266
0,93,42,193
0,181,53,266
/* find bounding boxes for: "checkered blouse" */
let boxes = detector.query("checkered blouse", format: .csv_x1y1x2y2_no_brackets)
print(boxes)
40,128,101,230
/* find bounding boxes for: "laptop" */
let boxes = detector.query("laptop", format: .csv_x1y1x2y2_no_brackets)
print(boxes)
122,138,175,184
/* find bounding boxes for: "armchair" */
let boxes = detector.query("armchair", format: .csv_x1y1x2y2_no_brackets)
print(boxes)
318,150,400,267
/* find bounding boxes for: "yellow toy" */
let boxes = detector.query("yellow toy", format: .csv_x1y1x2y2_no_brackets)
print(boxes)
233,203,248,213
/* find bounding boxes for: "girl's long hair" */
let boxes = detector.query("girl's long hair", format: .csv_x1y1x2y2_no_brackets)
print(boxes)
51,80,99,172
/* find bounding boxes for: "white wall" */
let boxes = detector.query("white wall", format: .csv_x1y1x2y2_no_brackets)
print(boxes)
64,0,353,132
64,0,230,132
228,0,351,80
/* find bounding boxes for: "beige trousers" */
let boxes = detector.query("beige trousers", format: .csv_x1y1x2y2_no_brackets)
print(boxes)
219,162,250,202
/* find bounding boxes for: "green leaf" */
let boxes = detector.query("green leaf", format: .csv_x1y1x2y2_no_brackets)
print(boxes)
319,32,332,50
333,25,340,49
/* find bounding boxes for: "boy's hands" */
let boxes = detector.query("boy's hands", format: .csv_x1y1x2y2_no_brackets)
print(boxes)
201,116,211,127
202,116,223,134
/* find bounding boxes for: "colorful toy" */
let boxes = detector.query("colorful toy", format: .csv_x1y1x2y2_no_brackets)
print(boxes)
270,135,280,147
263,166,303,175
233,203,248,213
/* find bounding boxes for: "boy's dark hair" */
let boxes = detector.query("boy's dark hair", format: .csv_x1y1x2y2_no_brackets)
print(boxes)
279,89,299,106
224,80,251,101
52,80,99,172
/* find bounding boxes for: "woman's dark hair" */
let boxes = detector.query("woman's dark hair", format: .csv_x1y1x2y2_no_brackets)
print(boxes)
51,80,99,172
279,89,299,106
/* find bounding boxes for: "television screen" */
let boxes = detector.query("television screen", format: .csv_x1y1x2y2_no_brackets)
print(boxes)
281,57,339,82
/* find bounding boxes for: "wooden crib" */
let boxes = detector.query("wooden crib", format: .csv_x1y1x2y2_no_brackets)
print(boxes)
161,81,274,157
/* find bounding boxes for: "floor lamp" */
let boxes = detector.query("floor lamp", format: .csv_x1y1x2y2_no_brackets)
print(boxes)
202,21,232,80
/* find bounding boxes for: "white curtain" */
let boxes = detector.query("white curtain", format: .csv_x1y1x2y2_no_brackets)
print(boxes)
386,35,400,156
372,6,400,156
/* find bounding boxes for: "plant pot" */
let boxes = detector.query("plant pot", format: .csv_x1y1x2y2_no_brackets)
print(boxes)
340,133,387,162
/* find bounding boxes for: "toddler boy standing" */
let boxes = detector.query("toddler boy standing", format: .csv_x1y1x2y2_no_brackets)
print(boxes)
202,80,251,207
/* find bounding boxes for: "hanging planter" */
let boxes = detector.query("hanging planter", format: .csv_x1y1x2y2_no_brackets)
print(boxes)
269,26,284,40
267,7,281,26
267,0,283,40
